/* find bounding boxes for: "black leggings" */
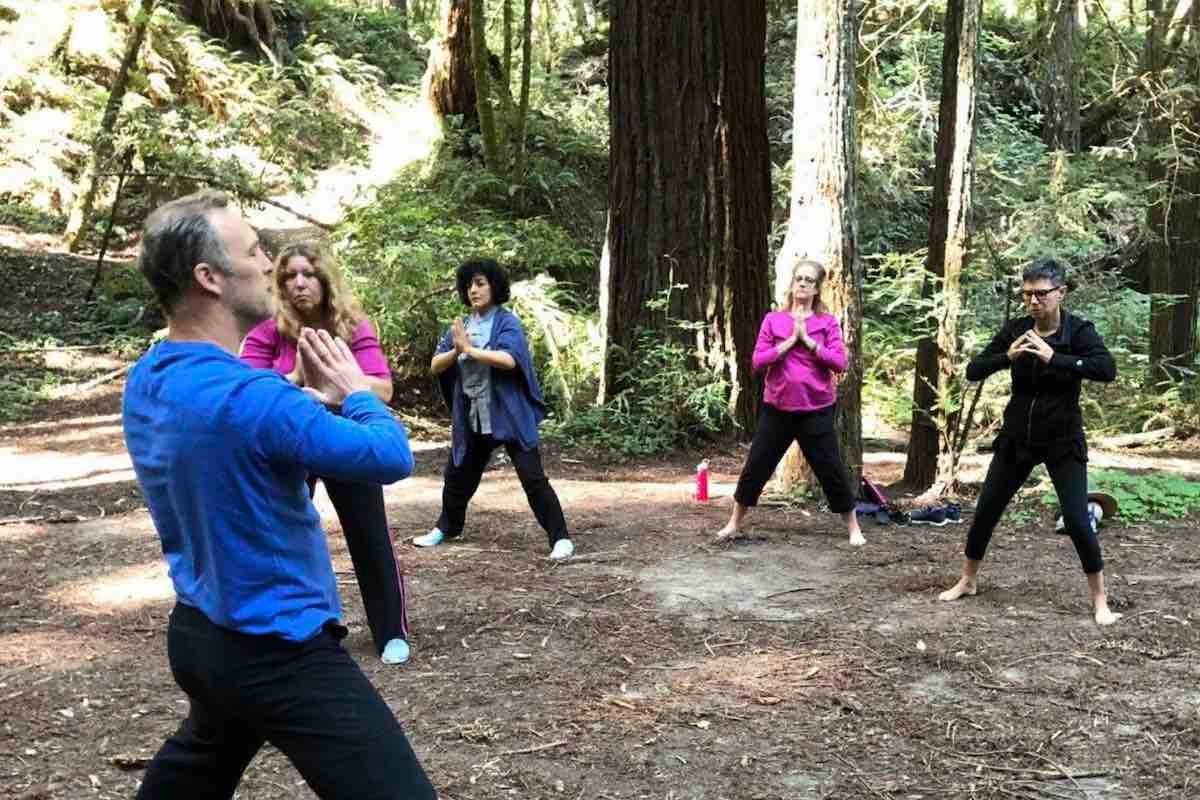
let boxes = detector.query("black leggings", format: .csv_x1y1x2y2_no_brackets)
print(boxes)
437,432,569,546
733,403,856,513
964,443,1103,574
309,478,409,653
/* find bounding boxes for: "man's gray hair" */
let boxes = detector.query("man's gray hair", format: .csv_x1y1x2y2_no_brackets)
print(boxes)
1022,257,1068,288
138,190,234,315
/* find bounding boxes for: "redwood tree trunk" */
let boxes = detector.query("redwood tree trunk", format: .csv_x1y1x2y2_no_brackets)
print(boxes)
423,0,476,118
603,1,771,432
902,0,982,493
1147,0,1200,386
178,0,277,57
773,0,863,491
1042,0,1079,151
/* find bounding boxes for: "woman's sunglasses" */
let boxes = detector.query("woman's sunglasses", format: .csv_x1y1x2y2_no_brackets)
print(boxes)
793,275,819,286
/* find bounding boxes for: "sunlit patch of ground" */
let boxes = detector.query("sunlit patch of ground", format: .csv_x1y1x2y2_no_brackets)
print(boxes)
51,560,173,616
0,450,133,491
0,412,121,438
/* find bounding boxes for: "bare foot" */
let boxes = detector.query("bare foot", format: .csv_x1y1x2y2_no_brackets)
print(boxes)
714,524,741,543
1094,605,1122,626
938,577,977,602
848,530,866,547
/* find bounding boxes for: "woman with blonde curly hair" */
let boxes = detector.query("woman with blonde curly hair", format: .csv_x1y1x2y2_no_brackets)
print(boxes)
715,259,864,547
241,241,413,664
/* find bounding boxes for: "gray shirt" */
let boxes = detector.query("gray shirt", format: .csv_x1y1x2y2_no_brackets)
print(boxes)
459,307,498,434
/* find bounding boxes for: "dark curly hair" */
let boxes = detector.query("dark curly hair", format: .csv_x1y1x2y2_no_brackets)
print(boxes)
455,258,511,307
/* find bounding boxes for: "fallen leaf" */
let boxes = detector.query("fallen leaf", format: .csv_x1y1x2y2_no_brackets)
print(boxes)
110,753,151,770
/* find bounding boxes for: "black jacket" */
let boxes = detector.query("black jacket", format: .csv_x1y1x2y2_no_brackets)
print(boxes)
967,311,1116,446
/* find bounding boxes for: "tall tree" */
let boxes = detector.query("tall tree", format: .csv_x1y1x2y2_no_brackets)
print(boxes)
602,1,771,431
1170,0,1200,369
423,0,476,118
1147,0,1200,387
772,0,864,491
1042,0,1080,151
503,0,514,83
513,0,535,175
63,0,159,252
902,0,982,493
469,0,502,167
570,0,596,36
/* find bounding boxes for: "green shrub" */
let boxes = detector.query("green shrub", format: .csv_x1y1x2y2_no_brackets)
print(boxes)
0,372,44,423
0,198,64,234
543,327,732,457
292,0,426,86
337,143,599,377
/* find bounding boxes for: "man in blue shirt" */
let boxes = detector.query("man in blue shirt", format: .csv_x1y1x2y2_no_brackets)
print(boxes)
124,191,435,800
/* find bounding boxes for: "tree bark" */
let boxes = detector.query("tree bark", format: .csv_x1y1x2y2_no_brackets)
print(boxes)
1042,0,1079,151
423,0,476,118
773,0,864,491
902,0,982,494
503,0,514,83
604,1,771,433
571,0,595,35
469,0,502,168
514,0,534,175
63,0,159,252
177,0,277,58
1147,0,1200,386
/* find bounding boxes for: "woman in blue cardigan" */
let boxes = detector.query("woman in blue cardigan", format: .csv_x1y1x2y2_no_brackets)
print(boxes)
413,259,574,560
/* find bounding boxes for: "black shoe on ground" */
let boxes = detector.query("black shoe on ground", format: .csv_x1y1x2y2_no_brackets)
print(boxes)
910,506,948,526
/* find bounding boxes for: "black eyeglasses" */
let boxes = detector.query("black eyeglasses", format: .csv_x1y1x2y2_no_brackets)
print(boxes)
1022,287,1063,300
793,275,819,286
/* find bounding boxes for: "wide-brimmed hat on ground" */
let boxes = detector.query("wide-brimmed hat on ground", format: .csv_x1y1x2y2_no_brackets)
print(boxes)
1087,491,1119,520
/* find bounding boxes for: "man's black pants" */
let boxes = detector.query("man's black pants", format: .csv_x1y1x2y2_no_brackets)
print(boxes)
436,433,568,546
734,403,857,513
137,603,435,800
964,441,1104,574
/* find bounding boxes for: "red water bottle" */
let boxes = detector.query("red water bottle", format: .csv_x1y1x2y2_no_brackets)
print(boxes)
695,459,710,502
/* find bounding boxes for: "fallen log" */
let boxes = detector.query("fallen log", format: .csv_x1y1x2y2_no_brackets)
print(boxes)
1096,427,1175,449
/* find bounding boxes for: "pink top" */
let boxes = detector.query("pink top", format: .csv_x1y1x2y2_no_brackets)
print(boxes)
751,311,847,412
240,318,392,379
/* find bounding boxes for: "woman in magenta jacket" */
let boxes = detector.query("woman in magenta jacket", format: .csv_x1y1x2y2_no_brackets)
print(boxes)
715,260,865,546
241,241,412,664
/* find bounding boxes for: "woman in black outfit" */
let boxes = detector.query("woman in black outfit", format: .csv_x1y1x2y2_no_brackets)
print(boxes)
939,258,1121,625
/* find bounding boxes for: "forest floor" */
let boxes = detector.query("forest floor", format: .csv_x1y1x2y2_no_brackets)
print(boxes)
2,249,1199,800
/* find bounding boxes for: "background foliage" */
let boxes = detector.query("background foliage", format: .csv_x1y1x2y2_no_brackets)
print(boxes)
1,0,1197,451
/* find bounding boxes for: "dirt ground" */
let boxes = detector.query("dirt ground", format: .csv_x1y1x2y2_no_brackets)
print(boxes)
1,247,1198,799
2,374,1199,800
